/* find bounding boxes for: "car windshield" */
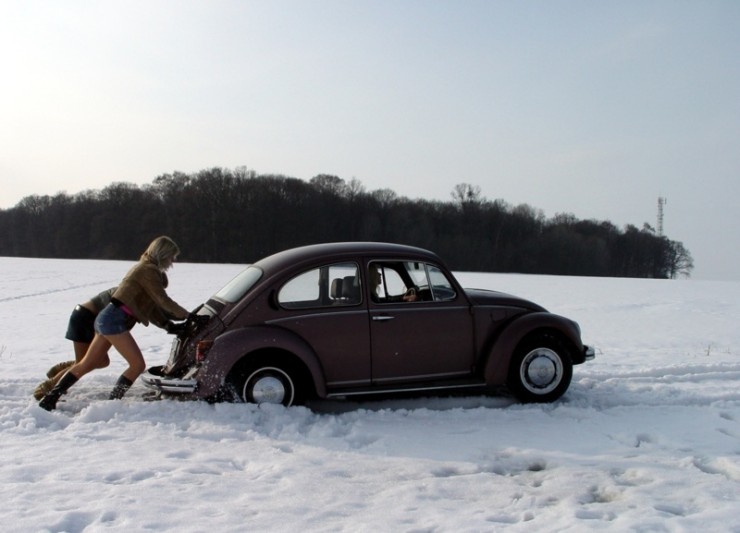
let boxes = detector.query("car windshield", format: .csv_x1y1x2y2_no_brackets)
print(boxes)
213,266,263,303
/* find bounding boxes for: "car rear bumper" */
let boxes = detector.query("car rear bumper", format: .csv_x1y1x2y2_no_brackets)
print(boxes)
140,365,197,394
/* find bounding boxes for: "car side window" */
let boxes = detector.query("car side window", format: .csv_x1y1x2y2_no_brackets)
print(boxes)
427,264,456,301
369,261,456,303
278,262,360,309
374,268,406,300
370,264,405,301
327,263,361,305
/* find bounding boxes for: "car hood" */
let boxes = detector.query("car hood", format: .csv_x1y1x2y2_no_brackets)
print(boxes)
463,288,547,312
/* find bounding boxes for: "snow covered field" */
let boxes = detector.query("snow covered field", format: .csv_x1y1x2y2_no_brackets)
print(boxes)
1,257,739,532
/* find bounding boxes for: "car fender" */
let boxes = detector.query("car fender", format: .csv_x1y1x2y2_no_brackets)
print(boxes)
483,312,585,386
194,325,327,398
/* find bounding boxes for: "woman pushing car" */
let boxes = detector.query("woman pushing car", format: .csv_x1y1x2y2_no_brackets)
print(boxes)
39,236,193,411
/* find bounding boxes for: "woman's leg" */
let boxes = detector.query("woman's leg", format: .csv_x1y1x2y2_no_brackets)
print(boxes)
38,338,110,411
105,331,146,400
76,341,110,369
106,331,146,381
73,340,90,362
38,328,131,410
68,335,113,379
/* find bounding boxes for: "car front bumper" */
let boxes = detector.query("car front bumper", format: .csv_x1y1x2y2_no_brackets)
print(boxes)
584,345,595,361
140,365,198,394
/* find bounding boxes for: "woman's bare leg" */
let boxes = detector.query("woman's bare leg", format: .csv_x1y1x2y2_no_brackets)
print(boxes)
73,341,89,362
74,340,110,367
68,335,113,379
38,336,111,410
106,331,146,381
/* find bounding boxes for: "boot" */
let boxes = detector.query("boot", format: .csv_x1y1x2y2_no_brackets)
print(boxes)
109,375,133,400
46,360,75,378
38,372,79,411
33,377,56,401
34,366,73,400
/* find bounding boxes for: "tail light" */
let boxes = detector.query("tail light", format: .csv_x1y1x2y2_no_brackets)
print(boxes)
195,340,214,364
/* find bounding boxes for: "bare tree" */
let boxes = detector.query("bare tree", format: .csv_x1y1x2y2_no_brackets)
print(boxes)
451,183,482,206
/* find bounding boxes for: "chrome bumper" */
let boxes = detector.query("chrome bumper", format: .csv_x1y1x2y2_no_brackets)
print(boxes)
584,345,595,361
140,365,197,394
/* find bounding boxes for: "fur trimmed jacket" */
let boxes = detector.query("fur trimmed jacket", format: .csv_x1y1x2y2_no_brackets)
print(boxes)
112,260,188,327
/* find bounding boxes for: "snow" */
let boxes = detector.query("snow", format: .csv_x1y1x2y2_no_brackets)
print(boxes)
1,257,739,532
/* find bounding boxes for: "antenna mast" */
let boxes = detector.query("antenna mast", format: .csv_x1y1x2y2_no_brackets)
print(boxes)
657,197,667,236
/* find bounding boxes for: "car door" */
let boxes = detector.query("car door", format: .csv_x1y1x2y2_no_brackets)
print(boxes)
271,262,372,388
367,261,475,384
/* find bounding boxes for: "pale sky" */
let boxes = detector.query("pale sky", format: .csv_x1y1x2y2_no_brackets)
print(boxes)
1,1,738,280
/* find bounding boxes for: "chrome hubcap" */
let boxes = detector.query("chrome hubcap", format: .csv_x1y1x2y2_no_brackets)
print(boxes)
251,375,285,404
521,348,562,394
245,367,293,405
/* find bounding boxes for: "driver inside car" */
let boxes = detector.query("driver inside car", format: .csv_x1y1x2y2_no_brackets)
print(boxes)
368,263,418,303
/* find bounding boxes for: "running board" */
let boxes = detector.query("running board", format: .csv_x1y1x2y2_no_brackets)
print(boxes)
326,380,486,399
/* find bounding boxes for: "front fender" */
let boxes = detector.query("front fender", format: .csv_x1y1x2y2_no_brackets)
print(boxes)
194,325,326,399
483,312,585,386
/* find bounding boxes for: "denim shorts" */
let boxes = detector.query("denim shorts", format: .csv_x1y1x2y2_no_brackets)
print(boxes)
65,305,97,343
94,303,136,335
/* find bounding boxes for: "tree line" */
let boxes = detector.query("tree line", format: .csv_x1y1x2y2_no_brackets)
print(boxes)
0,166,693,278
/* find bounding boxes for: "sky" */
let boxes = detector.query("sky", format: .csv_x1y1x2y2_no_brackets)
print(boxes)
1,1,739,280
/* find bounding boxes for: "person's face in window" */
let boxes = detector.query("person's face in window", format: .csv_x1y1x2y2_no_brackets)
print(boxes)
369,265,382,293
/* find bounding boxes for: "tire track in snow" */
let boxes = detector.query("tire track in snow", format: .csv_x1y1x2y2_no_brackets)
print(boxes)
570,362,740,409
0,280,116,303
582,362,740,382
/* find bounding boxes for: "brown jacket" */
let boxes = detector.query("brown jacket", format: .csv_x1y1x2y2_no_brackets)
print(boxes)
112,260,188,327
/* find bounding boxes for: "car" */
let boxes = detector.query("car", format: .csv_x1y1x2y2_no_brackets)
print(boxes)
141,242,594,406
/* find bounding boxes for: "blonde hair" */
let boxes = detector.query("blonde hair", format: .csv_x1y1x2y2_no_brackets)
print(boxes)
141,236,180,270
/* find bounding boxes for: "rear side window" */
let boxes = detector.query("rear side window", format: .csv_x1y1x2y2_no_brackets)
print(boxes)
213,266,262,303
278,263,360,309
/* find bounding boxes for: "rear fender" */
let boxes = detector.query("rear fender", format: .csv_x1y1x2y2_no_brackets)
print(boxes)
483,312,584,386
194,326,326,398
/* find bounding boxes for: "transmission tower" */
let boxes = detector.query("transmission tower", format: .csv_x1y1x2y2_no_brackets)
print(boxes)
657,197,667,236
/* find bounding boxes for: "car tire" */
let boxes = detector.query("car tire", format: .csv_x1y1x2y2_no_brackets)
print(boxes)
231,363,299,407
508,333,573,403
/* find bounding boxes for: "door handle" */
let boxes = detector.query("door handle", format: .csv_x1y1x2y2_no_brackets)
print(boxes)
372,315,395,322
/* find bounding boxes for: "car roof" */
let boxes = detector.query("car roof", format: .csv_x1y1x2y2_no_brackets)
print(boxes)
254,242,443,275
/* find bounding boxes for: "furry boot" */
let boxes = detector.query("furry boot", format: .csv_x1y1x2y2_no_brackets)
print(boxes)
35,365,75,400
33,377,56,401
46,360,75,378
33,361,75,400
38,372,79,411
109,375,134,400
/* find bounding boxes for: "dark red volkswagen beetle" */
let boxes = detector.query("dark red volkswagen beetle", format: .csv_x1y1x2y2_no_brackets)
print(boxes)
142,242,594,405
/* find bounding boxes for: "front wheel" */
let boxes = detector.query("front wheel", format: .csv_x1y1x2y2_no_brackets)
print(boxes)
231,365,299,406
507,334,573,403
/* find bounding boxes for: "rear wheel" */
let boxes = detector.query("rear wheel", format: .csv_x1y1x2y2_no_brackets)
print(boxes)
230,363,300,406
508,334,573,403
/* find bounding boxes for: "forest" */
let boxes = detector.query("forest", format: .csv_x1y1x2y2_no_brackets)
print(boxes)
0,166,693,278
